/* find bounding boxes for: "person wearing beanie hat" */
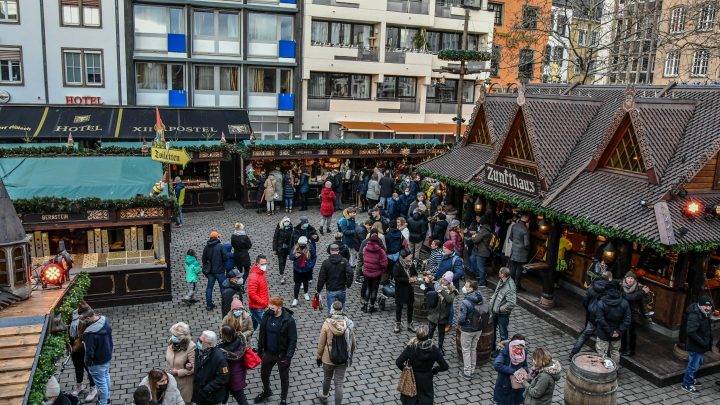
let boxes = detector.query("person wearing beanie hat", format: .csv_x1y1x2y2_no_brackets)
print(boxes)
317,242,353,314
202,229,230,311
290,231,317,307
682,295,715,392
291,216,319,248
231,222,253,284
223,296,254,342
273,217,294,285
45,376,61,399
221,268,244,317
620,271,652,357
443,240,455,251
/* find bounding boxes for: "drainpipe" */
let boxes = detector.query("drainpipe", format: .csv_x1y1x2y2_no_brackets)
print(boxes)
115,0,123,104
40,0,49,103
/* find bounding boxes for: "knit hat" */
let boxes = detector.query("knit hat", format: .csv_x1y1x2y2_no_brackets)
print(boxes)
698,295,713,307
45,376,60,398
443,240,455,251
209,230,220,239
624,271,637,280
298,236,308,245
449,219,460,228
299,215,309,224
231,296,244,310
227,269,241,279
329,243,340,252
442,271,454,284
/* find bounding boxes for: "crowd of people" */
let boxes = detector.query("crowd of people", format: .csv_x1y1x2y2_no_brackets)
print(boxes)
44,169,717,405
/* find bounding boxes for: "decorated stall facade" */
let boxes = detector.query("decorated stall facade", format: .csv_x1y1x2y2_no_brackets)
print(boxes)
0,156,173,306
419,84,720,333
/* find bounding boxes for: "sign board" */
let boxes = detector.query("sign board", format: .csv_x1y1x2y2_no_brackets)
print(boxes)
484,163,540,197
0,90,10,104
65,96,103,105
151,146,191,167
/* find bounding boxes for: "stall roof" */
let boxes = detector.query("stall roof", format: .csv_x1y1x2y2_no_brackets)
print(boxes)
338,121,393,132
100,140,224,149
384,123,468,135
0,106,252,141
0,179,26,246
0,157,161,200
243,139,441,147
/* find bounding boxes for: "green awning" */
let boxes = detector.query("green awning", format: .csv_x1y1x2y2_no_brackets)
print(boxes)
0,157,162,200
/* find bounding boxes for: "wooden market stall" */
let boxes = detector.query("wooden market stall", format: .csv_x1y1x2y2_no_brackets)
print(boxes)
0,156,173,307
238,139,448,208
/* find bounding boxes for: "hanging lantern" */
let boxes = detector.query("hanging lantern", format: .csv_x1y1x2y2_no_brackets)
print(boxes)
602,242,616,263
713,203,720,218
474,197,483,213
67,132,74,148
683,198,704,218
40,262,65,287
537,215,550,233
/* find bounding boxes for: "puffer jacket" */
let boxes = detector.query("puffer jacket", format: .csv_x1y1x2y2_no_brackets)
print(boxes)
320,187,336,217
202,238,227,275
291,223,319,248
184,255,202,283
338,210,360,250
523,360,562,405
458,290,488,333
139,373,184,405
685,303,713,353
385,229,404,255
362,239,387,278
317,314,356,365
289,241,317,274
230,231,252,268
299,173,310,194
247,264,269,310
407,213,429,244
489,277,517,315
594,285,631,341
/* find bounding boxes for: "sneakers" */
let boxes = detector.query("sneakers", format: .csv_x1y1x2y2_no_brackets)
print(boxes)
253,391,273,403
280,276,286,285
407,322,416,333
369,306,377,313
84,387,98,403
693,379,703,386
291,299,298,307
304,292,311,301
361,303,368,312
459,371,473,380
319,228,324,235
681,385,698,393
71,383,85,396
394,322,402,333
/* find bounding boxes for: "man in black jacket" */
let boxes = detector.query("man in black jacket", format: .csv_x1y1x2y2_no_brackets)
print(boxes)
407,209,429,262
620,271,650,356
379,170,394,209
202,230,229,311
291,216,320,247
594,281,631,366
431,212,448,242
255,296,298,405
192,330,229,404
221,269,244,316
317,243,354,313
470,215,493,286
569,272,612,360
681,296,714,393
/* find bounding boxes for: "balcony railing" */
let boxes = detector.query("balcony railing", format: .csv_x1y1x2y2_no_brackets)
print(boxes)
307,97,421,113
325,46,380,62
385,49,406,64
387,0,429,14
378,99,420,113
435,0,464,19
312,0,359,7
307,98,331,111
426,101,461,114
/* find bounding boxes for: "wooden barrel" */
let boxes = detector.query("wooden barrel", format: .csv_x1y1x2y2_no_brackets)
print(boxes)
565,353,618,405
412,282,428,321
454,317,494,363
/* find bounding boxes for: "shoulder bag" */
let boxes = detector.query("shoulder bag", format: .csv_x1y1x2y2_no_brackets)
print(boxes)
397,359,417,397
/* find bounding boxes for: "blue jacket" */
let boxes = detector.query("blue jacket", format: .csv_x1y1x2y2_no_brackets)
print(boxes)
83,316,113,366
338,214,360,250
387,198,400,221
493,345,528,405
289,241,317,273
435,254,464,288
283,175,295,199
222,243,235,272
397,194,414,219
202,238,228,275
385,229,404,255
458,290,487,332
298,174,310,194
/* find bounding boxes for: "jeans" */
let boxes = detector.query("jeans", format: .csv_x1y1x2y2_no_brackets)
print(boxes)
460,330,482,376
570,322,595,357
327,290,346,314
321,363,348,404
260,352,290,400
266,200,275,212
205,273,226,309
379,196,388,209
185,281,197,300
250,308,265,330
362,277,381,306
87,362,111,405
70,346,94,386
492,313,510,346
683,351,704,387
596,338,621,366
284,196,293,210
320,216,332,231
428,321,447,349
349,249,358,268
299,192,308,210
475,255,488,285
176,207,184,225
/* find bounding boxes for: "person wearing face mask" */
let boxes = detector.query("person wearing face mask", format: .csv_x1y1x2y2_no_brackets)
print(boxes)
425,271,458,353
397,186,414,220
681,295,715,393
291,215,319,247
434,241,465,290
221,269,244,317
219,325,249,405
165,322,196,404
407,192,426,219
247,255,271,329
338,207,361,268
289,236,317,307
458,280,489,379
222,296,254,342
231,223,253,285
255,297,298,405
192,330,229,405
393,249,418,333
139,369,184,405
272,217,294,285
387,192,401,221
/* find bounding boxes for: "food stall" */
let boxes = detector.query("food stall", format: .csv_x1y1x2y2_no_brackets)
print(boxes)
237,139,448,208
0,156,173,307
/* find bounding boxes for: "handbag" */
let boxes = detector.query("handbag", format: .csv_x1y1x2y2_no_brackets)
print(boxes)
243,347,262,369
381,281,395,298
397,359,417,397
311,293,321,311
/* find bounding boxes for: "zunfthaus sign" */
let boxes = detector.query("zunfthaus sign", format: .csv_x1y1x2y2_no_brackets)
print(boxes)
484,163,540,197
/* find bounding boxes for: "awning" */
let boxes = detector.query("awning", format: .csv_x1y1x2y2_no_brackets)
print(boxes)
0,106,48,139
115,107,251,140
0,156,162,199
42,106,118,140
384,123,467,135
338,121,393,132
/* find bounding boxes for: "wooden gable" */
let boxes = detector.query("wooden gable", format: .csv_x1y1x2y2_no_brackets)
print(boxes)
685,152,720,192
496,109,539,177
466,106,492,145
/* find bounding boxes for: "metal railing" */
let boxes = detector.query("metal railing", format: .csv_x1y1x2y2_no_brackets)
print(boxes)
426,101,460,114
385,49,406,63
387,0,429,14
307,98,330,111
312,0,359,7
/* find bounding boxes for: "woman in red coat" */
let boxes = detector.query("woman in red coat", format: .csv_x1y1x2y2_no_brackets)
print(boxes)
361,232,387,313
319,180,335,235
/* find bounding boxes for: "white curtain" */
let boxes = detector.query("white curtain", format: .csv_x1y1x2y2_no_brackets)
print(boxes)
137,63,166,90
311,21,328,43
218,13,239,38
195,66,214,90
135,5,166,34
248,13,276,42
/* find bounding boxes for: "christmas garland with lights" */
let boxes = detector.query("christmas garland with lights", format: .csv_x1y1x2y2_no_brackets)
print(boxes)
0,144,233,158
12,195,176,215
236,141,447,158
438,49,493,62
28,273,91,404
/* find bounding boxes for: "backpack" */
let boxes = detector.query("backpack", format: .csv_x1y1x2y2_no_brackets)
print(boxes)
425,290,439,310
330,333,350,365
467,302,489,331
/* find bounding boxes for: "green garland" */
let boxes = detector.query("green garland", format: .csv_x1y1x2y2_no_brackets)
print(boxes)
12,195,176,215
0,146,76,158
237,141,445,158
0,144,233,158
28,273,91,404
438,49,493,62
417,167,673,253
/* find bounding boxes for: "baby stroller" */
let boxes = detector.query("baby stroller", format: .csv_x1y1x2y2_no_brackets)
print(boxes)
378,280,395,311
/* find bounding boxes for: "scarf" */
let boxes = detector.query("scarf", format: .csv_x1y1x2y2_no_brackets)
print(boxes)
508,340,526,365
171,339,189,353
233,229,246,236
622,280,638,294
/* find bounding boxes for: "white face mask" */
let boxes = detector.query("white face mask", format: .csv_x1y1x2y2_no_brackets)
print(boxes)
461,286,469,294
259,264,268,272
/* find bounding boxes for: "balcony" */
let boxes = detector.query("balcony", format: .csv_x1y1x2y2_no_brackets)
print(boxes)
312,0,359,8
387,0,429,14
426,101,459,114
307,97,421,113
385,49,406,64
377,99,420,113
435,0,464,19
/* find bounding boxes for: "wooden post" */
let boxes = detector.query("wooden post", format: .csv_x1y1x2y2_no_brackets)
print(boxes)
614,240,633,280
675,251,708,355
539,222,561,308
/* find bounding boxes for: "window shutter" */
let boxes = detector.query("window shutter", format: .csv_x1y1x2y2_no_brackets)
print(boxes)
83,0,101,6
60,0,81,5
0,47,21,61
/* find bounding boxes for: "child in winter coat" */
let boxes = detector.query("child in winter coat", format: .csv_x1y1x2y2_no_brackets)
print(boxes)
319,181,336,234
289,236,317,307
183,249,202,302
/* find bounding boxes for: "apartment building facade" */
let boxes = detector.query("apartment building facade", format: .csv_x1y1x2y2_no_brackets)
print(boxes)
302,0,495,139
0,0,128,105
541,0,572,83
126,0,300,140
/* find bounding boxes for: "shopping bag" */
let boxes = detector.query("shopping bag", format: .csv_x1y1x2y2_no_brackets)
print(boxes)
311,292,321,310
243,347,262,369
397,360,417,397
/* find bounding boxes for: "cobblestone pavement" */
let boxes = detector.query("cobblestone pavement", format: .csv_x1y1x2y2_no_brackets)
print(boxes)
60,202,720,404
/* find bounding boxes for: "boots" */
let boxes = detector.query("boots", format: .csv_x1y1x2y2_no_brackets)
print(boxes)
394,322,402,333
407,321,416,333
361,302,368,313
369,305,377,313
319,228,324,235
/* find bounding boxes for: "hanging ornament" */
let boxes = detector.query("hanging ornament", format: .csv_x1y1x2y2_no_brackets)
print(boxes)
220,131,227,144
67,132,74,148
141,139,149,154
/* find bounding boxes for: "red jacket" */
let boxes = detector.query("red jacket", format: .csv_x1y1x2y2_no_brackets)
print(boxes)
247,264,269,310
362,239,388,279
319,187,335,217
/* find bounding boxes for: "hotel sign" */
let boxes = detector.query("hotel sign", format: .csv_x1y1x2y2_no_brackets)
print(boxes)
484,163,540,197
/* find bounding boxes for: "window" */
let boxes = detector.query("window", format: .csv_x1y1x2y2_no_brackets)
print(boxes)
605,121,646,173
555,14,567,36
135,5,184,34
518,48,534,80
0,46,22,83
663,51,680,77
218,12,239,39
248,67,276,93
697,3,716,31
136,62,185,90
12,247,25,285
193,10,239,38
498,111,537,176
62,49,102,86
386,26,419,50
590,30,599,46
308,72,371,99
577,29,587,46
543,45,551,65
487,2,503,26
248,13,292,43
0,0,18,23
490,44,501,77
669,7,686,33
377,75,417,100
574,57,582,74
220,67,238,91
0,250,6,285
61,0,100,27
521,6,539,29
194,66,214,90
553,46,564,62
314,21,374,48
427,78,473,102
193,11,215,36
280,69,292,93
691,49,710,76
